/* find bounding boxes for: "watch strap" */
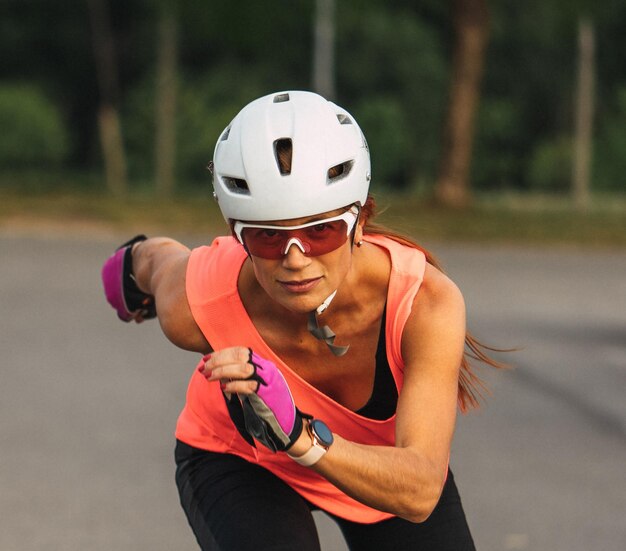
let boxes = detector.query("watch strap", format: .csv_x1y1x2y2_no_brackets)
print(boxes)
287,419,330,467
288,442,327,467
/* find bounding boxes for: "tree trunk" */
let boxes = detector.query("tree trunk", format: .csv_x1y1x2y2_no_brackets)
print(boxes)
97,106,126,196
572,18,594,210
312,0,336,100
88,0,127,195
434,0,490,207
155,3,178,197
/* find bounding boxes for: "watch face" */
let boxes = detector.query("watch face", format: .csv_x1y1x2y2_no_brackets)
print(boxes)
310,419,334,448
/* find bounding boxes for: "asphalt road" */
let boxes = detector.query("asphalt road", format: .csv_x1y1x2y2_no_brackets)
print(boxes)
1,230,624,551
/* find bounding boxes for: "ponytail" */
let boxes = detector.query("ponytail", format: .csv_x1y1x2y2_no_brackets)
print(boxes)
361,195,509,412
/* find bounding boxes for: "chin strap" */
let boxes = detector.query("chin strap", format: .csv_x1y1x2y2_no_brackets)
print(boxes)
307,291,350,357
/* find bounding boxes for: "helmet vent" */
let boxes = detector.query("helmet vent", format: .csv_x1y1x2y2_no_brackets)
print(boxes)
327,160,354,183
273,93,290,103
223,177,250,195
337,114,353,125
220,126,231,141
274,138,293,175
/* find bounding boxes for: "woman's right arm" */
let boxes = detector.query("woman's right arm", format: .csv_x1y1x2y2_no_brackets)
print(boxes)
130,237,210,353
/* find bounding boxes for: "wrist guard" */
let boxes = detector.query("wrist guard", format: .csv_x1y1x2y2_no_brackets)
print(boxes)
101,234,156,321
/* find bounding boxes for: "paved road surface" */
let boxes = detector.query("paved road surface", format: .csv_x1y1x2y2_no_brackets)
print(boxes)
1,231,624,550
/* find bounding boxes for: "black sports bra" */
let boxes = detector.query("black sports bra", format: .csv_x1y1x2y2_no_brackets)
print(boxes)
354,310,398,420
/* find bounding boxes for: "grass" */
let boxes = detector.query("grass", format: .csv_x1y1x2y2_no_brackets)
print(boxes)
374,194,626,248
1,178,625,248
0,181,227,237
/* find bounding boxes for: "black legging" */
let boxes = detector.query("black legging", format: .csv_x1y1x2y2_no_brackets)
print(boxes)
175,440,476,551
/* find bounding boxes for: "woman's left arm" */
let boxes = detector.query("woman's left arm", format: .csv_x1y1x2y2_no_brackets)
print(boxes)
300,264,466,522
204,264,466,523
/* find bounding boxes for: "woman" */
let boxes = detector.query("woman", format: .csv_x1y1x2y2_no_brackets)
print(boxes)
102,91,502,550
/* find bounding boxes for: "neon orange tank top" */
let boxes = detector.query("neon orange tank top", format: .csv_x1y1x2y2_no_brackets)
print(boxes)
175,234,426,523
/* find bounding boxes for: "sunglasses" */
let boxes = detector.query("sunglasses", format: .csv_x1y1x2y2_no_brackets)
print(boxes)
233,207,359,260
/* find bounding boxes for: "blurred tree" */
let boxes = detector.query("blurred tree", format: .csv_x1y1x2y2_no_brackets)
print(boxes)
571,17,594,209
88,0,128,195
593,85,626,192
472,1,578,192
337,2,447,190
124,65,266,187
3,0,626,197
472,98,524,191
154,1,178,196
312,0,336,99
529,136,573,192
435,0,490,207
352,96,412,189
0,84,70,167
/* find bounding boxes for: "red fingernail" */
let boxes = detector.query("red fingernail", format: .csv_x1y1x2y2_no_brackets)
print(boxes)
220,382,227,390
197,367,212,378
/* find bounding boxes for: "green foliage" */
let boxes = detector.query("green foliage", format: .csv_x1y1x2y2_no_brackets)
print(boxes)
337,4,448,190
176,0,312,88
3,0,626,198
594,85,626,191
352,97,411,190
473,98,525,190
124,65,266,186
0,83,70,167
477,2,578,192
479,1,626,195
174,69,267,186
528,136,573,192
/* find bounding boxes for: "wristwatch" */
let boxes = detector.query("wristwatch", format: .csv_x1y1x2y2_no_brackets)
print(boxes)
288,418,334,467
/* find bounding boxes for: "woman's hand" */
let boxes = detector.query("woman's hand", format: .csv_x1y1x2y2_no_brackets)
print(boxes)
199,347,258,395
101,235,156,322
198,348,305,453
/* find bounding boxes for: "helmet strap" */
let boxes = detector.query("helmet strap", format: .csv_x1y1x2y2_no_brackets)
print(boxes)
307,312,349,357
349,205,361,250
307,290,349,357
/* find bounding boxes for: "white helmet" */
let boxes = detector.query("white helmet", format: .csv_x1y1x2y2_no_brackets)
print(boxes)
212,91,371,222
